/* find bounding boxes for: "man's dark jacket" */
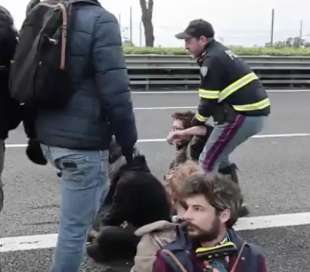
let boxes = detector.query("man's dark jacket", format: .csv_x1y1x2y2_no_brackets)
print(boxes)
155,227,267,272
0,6,20,139
35,0,137,151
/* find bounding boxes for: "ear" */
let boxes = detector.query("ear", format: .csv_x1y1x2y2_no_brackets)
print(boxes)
219,208,231,224
199,35,209,44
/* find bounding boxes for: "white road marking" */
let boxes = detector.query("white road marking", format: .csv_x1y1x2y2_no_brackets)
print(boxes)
0,234,57,252
235,212,310,231
137,133,310,142
132,89,310,95
1,212,310,252
5,133,310,148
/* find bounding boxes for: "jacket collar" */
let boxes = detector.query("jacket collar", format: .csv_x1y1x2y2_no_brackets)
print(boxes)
197,38,215,65
227,228,245,250
166,224,193,251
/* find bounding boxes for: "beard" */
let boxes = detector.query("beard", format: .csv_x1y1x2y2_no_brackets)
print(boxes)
185,217,221,243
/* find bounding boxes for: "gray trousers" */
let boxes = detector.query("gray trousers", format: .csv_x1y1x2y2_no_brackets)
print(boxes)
0,139,4,212
199,114,267,173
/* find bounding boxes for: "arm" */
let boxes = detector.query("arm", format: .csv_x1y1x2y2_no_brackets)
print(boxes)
92,13,137,160
101,179,129,226
192,56,223,126
167,126,207,145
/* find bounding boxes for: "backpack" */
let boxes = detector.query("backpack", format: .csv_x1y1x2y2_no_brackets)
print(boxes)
9,0,92,108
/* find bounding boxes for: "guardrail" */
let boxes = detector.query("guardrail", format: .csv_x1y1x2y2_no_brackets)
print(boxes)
125,55,310,90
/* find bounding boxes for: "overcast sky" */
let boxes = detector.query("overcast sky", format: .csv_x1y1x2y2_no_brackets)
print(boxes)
1,0,309,47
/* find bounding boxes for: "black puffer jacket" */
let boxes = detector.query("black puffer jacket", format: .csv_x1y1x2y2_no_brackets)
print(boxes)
35,0,137,151
0,6,21,139
101,155,171,227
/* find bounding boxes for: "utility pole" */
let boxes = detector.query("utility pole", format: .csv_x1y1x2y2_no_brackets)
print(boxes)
270,8,275,46
139,20,143,47
299,20,303,39
130,6,133,45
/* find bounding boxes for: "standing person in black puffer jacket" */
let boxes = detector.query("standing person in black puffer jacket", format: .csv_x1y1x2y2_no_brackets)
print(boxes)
0,5,21,213
27,1,138,271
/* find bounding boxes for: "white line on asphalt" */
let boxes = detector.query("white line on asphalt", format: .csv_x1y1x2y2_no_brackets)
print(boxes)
0,233,57,252
1,212,310,252
235,212,310,231
138,133,310,142
132,89,310,95
137,133,310,142
5,133,310,148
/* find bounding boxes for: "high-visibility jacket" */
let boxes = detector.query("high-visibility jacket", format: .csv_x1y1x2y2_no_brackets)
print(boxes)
194,40,271,123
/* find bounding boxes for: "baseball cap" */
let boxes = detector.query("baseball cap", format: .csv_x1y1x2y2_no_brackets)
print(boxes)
175,19,215,39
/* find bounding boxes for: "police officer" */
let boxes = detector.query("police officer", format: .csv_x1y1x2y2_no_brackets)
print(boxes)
174,19,271,214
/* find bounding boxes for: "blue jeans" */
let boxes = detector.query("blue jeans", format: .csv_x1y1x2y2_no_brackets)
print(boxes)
41,145,109,272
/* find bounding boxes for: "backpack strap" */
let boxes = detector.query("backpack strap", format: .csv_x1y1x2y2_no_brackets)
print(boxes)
33,2,69,70
230,242,247,272
161,249,188,272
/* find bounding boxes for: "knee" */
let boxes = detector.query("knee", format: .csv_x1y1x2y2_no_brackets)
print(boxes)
87,226,139,263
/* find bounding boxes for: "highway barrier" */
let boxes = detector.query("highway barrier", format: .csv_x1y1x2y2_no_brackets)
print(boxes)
125,55,310,90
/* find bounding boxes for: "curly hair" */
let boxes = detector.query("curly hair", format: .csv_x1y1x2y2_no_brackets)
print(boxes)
171,111,195,129
164,161,202,206
180,174,242,228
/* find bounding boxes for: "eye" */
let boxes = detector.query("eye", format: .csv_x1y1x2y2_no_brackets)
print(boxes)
192,205,204,212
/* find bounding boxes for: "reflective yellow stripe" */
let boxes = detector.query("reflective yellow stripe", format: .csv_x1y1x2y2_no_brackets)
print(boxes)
232,98,271,111
218,72,258,102
199,88,220,99
195,241,236,254
195,112,208,122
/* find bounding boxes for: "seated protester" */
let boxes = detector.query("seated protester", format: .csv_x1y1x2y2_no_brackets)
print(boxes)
154,174,267,272
164,160,202,216
86,137,127,241
167,111,213,169
167,111,248,216
131,161,202,272
87,154,171,263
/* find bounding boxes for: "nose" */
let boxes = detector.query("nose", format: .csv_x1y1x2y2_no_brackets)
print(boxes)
185,41,189,50
181,207,192,222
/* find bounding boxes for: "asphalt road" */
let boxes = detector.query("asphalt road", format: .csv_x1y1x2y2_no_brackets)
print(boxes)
1,89,310,271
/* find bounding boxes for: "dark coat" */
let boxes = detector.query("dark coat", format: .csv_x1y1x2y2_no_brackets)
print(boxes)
102,155,171,227
35,0,137,151
87,154,171,263
155,227,267,272
0,6,21,139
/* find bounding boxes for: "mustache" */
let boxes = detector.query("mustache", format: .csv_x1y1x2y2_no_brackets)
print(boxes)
183,221,204,232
